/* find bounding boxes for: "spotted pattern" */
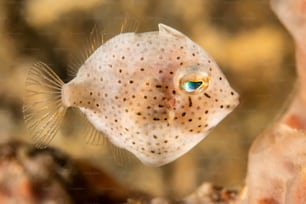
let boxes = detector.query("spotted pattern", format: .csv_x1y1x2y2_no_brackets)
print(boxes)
62,24,239,166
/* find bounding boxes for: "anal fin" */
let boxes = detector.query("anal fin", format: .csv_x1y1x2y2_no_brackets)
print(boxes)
79,111,136,166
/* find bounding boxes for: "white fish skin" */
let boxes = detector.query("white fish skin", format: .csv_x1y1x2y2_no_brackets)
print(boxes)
24,24,239,167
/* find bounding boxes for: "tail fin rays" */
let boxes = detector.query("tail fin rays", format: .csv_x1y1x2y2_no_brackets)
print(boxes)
23,62,66,148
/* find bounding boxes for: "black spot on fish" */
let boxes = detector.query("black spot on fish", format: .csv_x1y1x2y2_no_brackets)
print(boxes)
188,96,192,107
204,93,211,98
155,85,162,88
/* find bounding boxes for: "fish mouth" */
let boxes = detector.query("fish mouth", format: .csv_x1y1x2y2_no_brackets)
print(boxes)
208,89,239,128
228,88,239,109
232,90,240,108
231,93,240,109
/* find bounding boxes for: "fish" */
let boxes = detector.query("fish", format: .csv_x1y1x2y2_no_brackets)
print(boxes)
23,24,239,167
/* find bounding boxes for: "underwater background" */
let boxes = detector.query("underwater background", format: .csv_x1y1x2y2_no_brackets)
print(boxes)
0,0,295,199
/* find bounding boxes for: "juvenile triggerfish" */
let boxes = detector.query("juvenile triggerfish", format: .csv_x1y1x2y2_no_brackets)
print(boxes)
23,24,239,167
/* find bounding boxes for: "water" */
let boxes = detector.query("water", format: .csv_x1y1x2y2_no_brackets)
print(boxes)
0,0,295,199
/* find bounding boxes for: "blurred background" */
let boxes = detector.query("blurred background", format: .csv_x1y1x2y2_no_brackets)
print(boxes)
0,0,296,199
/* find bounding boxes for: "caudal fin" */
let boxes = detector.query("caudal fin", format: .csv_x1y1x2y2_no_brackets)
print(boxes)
23,62,67,148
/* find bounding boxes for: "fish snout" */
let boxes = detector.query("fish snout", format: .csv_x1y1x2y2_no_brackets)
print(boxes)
229,89,239,109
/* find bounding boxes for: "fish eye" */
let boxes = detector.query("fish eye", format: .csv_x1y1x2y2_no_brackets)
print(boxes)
180,76,210,94
174,65,211,94
182,80,206,93
179,72,210,94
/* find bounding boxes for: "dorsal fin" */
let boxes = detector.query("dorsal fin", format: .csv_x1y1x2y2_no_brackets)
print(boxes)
120,18,139,33
68,25,104,78
68,19,139,78
158,23,186,38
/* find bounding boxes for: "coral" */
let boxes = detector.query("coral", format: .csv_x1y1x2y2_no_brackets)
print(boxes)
0,141,133,203
244,0,306,203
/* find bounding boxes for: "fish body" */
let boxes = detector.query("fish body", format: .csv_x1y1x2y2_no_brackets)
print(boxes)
24,24,239,166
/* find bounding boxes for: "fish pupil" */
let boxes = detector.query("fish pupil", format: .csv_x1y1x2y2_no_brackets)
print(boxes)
183,81,203,92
